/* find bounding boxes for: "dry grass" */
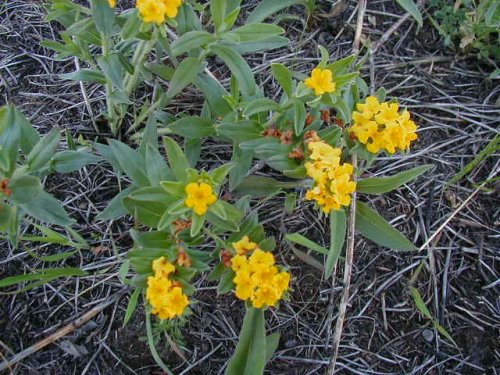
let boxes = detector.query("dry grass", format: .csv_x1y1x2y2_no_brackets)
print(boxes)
0,0,499,374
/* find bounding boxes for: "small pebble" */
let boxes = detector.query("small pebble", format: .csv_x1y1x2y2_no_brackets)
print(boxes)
423,328,434,342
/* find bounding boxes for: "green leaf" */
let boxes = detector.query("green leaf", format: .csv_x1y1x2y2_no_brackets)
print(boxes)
9,175,42,204
160,181,185,197
27,128,61,172
90,0,115,36
121,9,142,40
190,214,205,236
210,45,256,97
226,307,267,375
410,287,456,344
210,0,226,31
357,165,433,194
145,311,173,374
123,288,141,327
395,0,423,27
123,187,175,227
325,210,346,279
144,63,175,81
233,36,289,54
0,267,86,289
325,54,356,75
146,144,172,185
168,116,215,138
243,98,281,117
217,269,235,294
232,24,284,42
171,31,215,57
97,53,124,91
167,57,202,98
293,99,306,135
21,191,74,227
61,69,107,84
52,150,102,173
8,105,40,154
210,163,234,185
265,332,280,363
217,121,262,144
229,148,253,191
0,108,20,175
285,233,329,255
163,137,190,181
271,63,293,98
232,176,282,198
247,0,303,23
96,185,136,221
109,140,150,187
195,74,231,118
356,201,416,251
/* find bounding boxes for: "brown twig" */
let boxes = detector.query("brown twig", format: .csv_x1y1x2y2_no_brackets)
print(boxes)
0,288,127,372
326,154,358,375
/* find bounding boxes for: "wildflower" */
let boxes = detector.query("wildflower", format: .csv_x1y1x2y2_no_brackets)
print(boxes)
232,235,257,255
350,95,418,154
177,248,191,268
305,68,336,96
108,0,116,8
0,179,12,197
304,141,356,213
173,219,191,233
147,257,190,320
184,182,217,215
280,130,294,145
152,256,175,278
136,0,182,24
231,246,291,309
288,147,305,161
305,113,315,126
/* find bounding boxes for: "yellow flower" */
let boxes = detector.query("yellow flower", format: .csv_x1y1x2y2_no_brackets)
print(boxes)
108,0,116,8
249,249,275,268
231,248,291,308
184,182,217,215
146,275,172,306
232,235,257,255
350,96,418,154
305,139,356,214
252,285,279,308
163,0,182,18
305,68,336,96
136,0,167,24
234,270,254,300
165,286,189,316
152,256,176,278
231,254,249,272
136,0,182,23
375,102,400,125
273,272,291,296
147,257,190,320
252,264,278,285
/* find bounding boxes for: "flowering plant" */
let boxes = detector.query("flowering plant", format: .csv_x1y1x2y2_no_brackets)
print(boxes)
0,0,434,374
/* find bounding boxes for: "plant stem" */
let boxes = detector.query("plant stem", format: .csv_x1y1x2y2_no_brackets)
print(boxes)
101,32,117,135
326,154,357,374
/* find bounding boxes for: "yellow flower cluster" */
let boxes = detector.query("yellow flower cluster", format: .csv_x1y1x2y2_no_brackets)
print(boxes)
184,182,217,215
146,257,189,320
136,0,182,24
305,68,336,96
108,0,116,8
350,96,418,154
305,142,356,213
230,237,290,309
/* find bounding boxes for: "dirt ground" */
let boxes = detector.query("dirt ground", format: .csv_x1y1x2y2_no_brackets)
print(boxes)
0,0,499,374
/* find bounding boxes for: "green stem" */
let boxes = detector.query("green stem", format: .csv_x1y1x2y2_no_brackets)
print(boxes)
124,28,159,94
101,32,117,135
